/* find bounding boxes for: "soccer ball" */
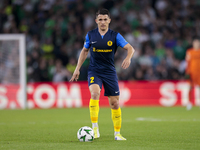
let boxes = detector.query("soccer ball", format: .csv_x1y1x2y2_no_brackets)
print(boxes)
77,126,94,142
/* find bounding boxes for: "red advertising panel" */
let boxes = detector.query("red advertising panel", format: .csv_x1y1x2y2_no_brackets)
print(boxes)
0,81,199,109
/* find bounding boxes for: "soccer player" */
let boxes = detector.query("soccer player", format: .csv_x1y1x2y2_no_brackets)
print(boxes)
185,38,200,110
70,9,135,140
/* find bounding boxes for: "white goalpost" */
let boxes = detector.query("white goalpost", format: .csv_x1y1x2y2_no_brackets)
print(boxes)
0,34,26,109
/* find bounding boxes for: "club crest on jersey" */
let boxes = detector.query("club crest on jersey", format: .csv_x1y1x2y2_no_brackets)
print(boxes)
107,41,113,46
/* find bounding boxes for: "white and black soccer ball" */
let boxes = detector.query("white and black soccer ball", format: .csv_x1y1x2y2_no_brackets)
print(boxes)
77,126,94,142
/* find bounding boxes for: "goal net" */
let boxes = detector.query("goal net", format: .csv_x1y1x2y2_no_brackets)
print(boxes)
0,34,26,109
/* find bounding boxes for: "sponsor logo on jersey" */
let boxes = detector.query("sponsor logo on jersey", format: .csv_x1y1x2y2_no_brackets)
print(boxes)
93,47,112,52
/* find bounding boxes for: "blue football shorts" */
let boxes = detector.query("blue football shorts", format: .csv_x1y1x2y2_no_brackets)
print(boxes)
88,71,120,96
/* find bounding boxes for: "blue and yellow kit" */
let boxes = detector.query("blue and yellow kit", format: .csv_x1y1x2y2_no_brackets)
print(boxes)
84,28,128,96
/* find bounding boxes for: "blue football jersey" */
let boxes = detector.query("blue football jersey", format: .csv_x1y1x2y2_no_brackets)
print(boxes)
84,28,128,74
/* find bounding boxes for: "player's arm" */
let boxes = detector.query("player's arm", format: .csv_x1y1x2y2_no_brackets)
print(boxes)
185,50,191,79
121,43,135,69
70,33,90,82
70,47,89,82
116,33,135,69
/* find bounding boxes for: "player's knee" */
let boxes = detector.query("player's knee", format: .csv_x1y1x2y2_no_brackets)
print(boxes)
110,100,119,109
91,92,100,100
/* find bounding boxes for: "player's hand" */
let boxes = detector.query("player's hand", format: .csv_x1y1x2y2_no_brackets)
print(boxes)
69,69,80,82
121,58,131,69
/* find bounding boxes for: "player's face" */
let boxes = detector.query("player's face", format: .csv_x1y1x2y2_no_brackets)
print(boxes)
95,14,111,31
193,39,200,50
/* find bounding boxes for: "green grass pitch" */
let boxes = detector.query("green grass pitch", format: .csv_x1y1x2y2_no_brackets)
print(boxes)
0,107,200,150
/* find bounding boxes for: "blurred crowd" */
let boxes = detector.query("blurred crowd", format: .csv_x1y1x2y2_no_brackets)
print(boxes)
1,0,200,82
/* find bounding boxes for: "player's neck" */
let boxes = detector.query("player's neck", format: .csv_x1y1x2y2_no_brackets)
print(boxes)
194,47,200,50
98,28,109,36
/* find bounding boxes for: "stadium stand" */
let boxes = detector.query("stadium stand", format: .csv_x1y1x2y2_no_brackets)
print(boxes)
1,0,200,82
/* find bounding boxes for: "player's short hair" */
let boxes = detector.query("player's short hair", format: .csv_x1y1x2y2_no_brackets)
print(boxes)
192,37,200,41
96,8,110,18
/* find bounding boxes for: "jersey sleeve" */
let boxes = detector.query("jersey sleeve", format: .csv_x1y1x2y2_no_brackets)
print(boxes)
84,33,90,49
116,33,128,48
185,50,191,74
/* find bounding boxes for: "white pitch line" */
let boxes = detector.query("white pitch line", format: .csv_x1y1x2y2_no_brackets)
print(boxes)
135,117,200,122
